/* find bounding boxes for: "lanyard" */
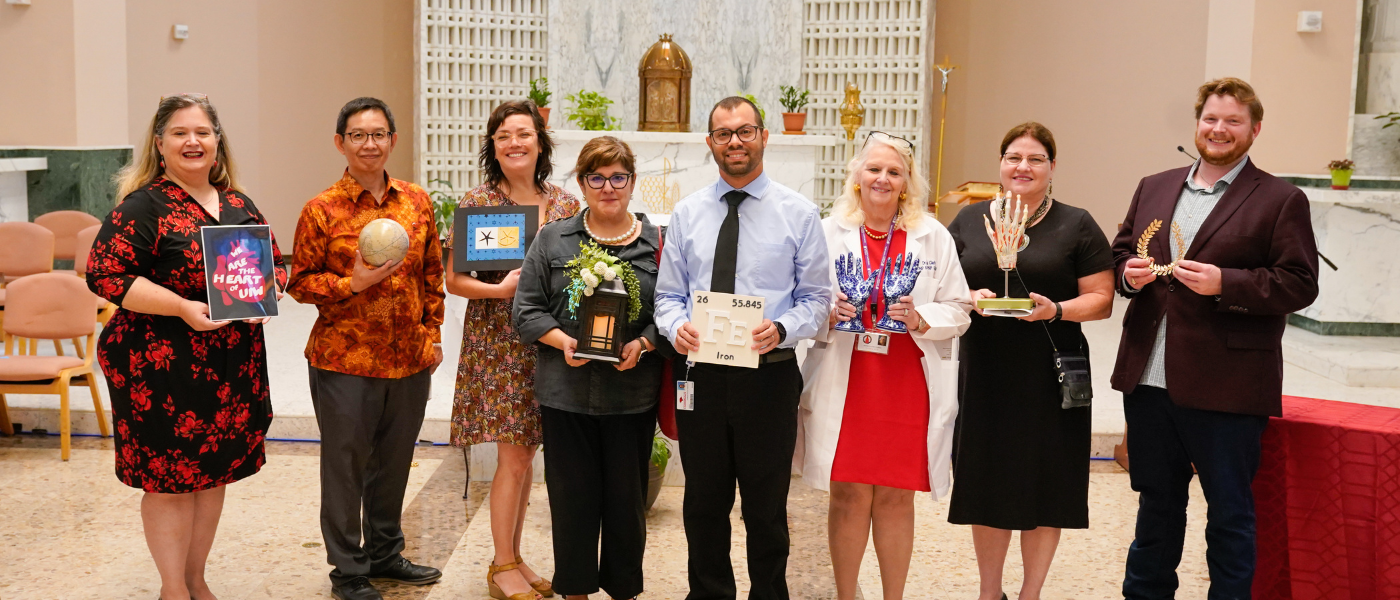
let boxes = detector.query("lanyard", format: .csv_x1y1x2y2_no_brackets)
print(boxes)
858,213,898,319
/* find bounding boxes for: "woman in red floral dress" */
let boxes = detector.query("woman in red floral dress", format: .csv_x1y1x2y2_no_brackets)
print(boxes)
87,94,286,600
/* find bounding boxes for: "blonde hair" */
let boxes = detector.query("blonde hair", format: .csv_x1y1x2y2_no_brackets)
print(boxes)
832,133,929,230
115,94,242,201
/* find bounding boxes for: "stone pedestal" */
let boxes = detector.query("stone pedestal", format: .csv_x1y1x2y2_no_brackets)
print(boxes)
0,157,47,223
1295,186,1400,335
548,129,839,226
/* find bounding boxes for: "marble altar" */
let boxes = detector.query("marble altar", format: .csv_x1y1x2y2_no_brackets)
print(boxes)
546,0,802,134
1295,186,1400,335
0,157,47,223
547,129,839,225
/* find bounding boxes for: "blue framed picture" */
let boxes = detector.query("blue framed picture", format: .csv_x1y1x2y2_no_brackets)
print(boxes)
453,205,540,271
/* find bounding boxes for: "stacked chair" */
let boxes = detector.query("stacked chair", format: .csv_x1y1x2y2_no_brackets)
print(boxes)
0,222,55,354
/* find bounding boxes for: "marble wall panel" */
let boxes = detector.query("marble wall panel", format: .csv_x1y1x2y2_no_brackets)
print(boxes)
0,148,132,220
547,0,803,134
0,172,25,223
1351,114,1400,177
1299,187,1400,326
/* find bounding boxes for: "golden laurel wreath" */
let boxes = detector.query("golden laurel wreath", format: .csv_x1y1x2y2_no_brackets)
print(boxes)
1135,219,1187,277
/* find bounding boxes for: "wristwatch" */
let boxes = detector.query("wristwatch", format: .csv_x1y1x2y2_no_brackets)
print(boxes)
636,337,651,358
1049,301,1063,322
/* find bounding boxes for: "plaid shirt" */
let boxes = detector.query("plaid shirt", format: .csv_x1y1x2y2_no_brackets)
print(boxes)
286,170,445,379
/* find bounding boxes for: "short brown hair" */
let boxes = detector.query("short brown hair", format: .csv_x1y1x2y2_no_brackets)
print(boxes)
479,100,554,193
1195,77,1263,124
1000,121,1057,161
574,136,636,180
707,96,765,132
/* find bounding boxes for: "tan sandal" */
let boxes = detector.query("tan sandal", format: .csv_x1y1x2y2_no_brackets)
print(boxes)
487,561,538,600
515,554,555,597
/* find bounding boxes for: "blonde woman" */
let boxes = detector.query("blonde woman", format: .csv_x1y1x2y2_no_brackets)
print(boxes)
799,132,972,600
87,94,286,600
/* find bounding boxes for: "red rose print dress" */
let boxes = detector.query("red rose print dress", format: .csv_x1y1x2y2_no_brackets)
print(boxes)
87,178,288,493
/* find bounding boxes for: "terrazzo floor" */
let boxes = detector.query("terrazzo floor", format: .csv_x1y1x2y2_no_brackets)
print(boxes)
0,435,1211,600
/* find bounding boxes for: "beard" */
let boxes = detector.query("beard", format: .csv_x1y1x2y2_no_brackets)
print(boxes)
713,142,765,178
1195,130,1254,167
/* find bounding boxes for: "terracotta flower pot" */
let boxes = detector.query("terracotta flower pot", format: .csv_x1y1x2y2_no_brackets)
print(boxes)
782,112,807,135
537,106,552,128
1330,169,1352,190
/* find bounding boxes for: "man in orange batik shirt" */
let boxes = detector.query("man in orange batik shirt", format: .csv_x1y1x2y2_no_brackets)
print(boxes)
286,97,446,600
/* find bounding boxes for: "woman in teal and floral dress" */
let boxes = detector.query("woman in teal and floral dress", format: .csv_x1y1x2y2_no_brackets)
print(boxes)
444,100,579,600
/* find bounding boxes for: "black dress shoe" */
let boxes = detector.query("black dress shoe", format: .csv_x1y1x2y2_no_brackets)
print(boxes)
369,555,443,585
331,577,383,600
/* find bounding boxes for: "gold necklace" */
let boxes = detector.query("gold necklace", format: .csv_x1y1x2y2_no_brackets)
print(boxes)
862,225,888,240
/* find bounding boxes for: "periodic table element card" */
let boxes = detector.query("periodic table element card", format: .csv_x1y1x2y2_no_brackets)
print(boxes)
690,290,765,369
453,205,541,272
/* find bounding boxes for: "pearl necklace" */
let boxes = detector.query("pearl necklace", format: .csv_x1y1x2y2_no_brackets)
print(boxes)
862,225,888,240
583,208,638,244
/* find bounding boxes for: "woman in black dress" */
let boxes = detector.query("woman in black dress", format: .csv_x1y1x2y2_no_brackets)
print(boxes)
87,94,286,600
946,122,1114,600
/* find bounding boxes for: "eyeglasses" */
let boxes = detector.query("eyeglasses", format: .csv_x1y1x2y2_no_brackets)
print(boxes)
1002,153,1050,167
863,131,915,153
343,130,392,145
582,172,634,190
709,125,762,145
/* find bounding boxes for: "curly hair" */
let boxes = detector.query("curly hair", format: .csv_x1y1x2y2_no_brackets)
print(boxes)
479,100,554,194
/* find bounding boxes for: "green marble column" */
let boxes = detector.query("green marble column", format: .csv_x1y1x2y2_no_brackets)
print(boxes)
0,147,133,221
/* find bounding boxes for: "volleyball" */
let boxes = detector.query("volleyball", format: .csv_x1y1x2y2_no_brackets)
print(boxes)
358,218,410,267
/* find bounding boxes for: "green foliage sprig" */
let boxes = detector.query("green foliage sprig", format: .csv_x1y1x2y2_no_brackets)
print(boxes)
528,77,551,107
779,85,811,113
427,179,457,239
564,239,641,320
651,428,672,470
738,92,766,121
564,90,621,131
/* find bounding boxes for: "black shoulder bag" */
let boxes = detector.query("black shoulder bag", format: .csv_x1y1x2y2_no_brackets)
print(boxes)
1013,270,1091,409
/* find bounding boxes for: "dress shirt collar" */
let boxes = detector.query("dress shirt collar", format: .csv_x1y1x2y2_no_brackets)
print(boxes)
1185,155,1249,193
715,171,772,201
335,169,404,203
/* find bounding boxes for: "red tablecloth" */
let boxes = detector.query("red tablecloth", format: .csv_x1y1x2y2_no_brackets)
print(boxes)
1253,396,1400,599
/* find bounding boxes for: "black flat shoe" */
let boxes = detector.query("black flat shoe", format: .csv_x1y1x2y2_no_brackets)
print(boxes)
369,555,443,586
331,577,383,600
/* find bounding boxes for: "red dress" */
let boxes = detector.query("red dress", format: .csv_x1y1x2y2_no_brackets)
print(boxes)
829,228,931,492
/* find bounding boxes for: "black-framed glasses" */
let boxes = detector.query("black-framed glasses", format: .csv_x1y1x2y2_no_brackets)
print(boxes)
343,130,392,145
1001,153,1050,167
863,131,915,153
709,125,762,145
582,172,634,189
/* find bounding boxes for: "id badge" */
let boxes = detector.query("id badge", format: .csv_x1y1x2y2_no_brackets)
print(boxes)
856,332,891,355
676,380,695,411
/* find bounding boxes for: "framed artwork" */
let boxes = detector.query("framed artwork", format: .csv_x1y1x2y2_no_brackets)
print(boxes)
200,225,279,322
453,205,540,271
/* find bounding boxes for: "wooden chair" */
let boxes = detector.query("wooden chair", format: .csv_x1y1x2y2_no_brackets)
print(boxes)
0,273,109,459
73,225,115,327
35,210,101,275
0,222,55,355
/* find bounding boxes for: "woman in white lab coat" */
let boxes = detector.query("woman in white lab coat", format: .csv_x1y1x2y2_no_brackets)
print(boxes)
798,132,972,600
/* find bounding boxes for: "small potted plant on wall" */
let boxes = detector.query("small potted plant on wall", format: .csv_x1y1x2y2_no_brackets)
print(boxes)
646,428,672,512
427,179,457,261
529,77,552,126
779,85,811,135
1328,159,1355,190
565,89,621,131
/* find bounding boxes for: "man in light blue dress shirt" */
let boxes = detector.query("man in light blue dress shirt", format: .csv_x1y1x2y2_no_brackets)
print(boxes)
654,97,831,600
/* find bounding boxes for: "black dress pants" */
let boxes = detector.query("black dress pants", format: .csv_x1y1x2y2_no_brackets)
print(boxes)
541,404,656,599
1122,385,1269,600
675,358,802,600
308,365,432,586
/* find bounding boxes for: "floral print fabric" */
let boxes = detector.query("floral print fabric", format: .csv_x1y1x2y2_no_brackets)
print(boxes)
448,183,578,447
87,178,288,493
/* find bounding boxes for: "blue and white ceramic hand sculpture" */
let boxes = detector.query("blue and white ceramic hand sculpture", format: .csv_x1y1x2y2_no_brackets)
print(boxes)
876,253,921,333
834,252,879,333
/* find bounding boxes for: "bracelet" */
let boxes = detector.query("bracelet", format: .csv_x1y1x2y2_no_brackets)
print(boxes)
1050,301,1063,322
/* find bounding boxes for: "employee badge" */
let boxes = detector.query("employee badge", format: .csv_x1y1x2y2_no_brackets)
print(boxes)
856,332,891,355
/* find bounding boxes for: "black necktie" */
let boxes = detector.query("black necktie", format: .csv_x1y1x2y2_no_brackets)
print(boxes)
710,190,747,294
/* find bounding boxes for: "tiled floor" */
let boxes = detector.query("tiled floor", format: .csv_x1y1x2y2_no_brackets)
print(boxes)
0,436,1211,600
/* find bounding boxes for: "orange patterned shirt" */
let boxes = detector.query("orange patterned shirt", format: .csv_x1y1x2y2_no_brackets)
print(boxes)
286,170,446,379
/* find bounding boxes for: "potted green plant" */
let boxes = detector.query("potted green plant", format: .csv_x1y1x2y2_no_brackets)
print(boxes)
427,178,457,250
645,428,672,512
1328,159,1355,190
528,77,552,126
779,85,811,135
564,90,621,131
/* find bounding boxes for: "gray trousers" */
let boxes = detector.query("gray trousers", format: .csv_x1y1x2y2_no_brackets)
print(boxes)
308,365,431,585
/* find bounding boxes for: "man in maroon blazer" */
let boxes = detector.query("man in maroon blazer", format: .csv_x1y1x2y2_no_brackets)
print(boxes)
1111,78,1319,599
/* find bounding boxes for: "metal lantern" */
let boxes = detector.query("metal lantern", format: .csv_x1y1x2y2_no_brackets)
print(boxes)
574,278,630,363
638,33,693,132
